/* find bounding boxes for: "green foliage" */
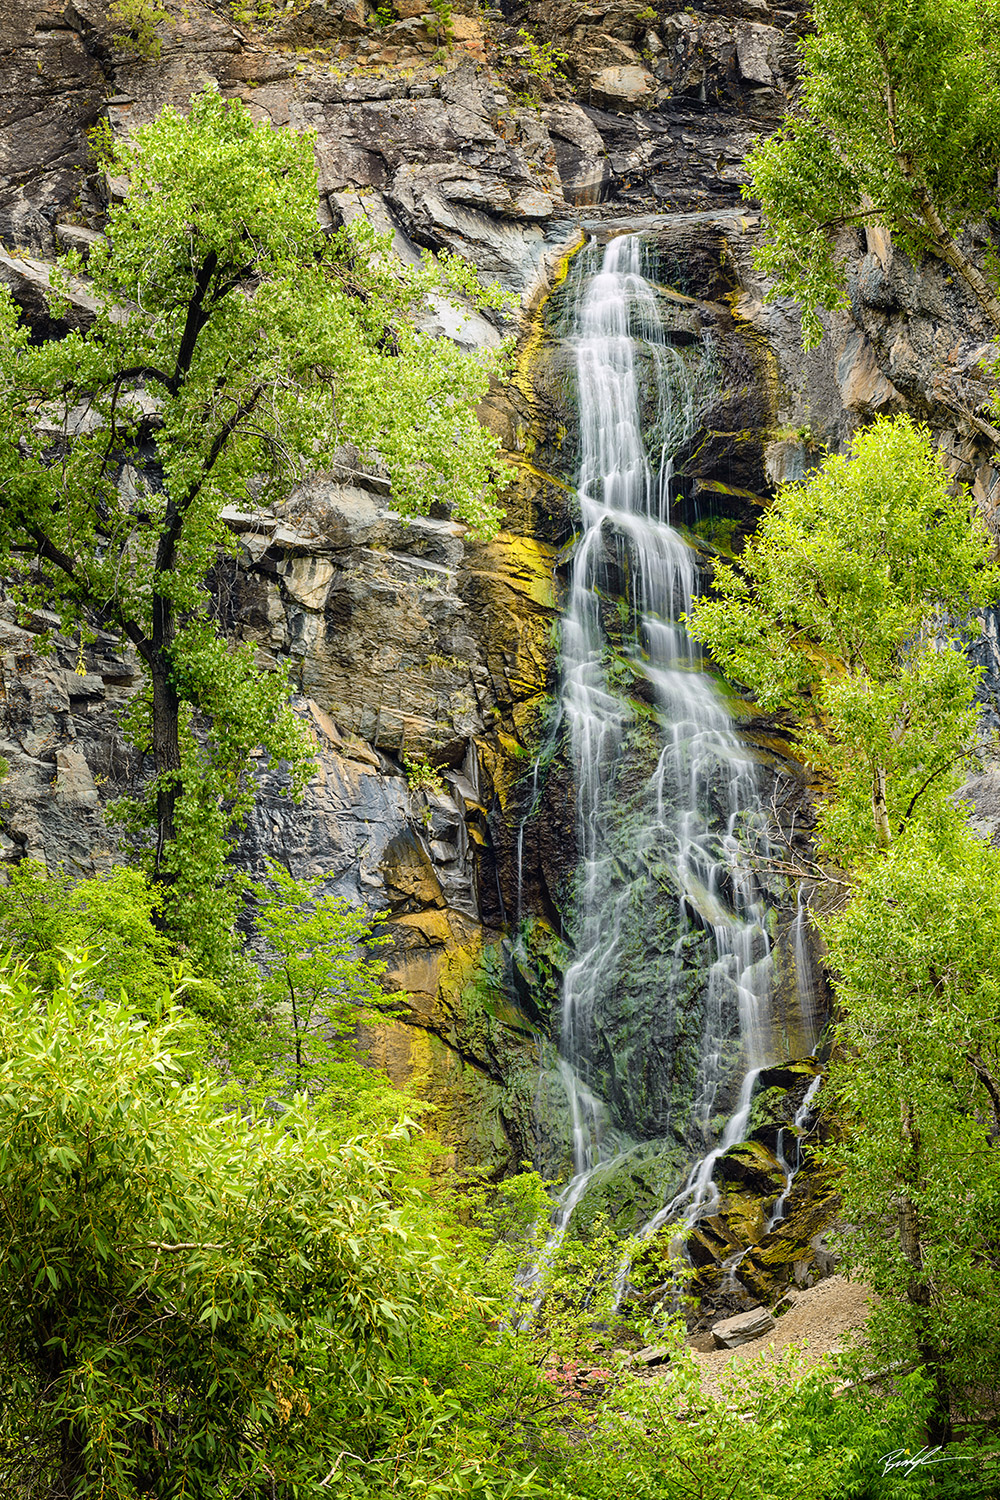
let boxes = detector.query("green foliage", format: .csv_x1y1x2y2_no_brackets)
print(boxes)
0,860,227,1023
688,415,1000,862
113,643,313,973
517,27,568,82
687,409,1000,1458
744,0,1000,344
0,92,507,966
227,0,312,28
555,1337,932,1500
511,26,568,104
429,0,454,41
1,887,989,1495
242,860,394,1110
823,826,1000,1439
0,949,483,1498
108,0,173,58
403,751,446,796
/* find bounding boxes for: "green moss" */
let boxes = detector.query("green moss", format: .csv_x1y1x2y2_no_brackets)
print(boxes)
567,1140,688,1239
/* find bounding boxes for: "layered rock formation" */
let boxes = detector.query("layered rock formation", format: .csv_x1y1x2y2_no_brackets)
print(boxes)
2,0,998,1230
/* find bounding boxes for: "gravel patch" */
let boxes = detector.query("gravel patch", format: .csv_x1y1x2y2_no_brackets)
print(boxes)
669,1276,874,1396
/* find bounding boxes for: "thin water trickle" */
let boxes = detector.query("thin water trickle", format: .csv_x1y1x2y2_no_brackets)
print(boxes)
543,232,791,1259
766,1074,823,1233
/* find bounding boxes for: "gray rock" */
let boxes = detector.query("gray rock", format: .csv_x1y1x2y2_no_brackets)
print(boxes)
54,746,99,808
0,248,99,333
734,23,782,87
711,1306,776,1349
542,102,608,205
590,65,655,113
630,1343,672,1367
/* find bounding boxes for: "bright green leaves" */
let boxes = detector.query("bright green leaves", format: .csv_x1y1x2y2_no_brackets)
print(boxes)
744,0,1000,344
92,90,324,310
690,416,1000,1450
0,946,470,1498
746,122,860,347
823,827,1000,1417
242,861,396,1115
84,93,506,538
688,415,999,862
0,860,225,1024
0,92,509,966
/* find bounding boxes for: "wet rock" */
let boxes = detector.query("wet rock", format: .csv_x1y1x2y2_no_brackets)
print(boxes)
565,1139,689,1236
717,1140,786,1196
711,1305,775,1348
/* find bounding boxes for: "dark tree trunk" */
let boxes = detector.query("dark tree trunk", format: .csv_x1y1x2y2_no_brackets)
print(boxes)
150,579,181,883
899,1095,953,1447
150,657,181,878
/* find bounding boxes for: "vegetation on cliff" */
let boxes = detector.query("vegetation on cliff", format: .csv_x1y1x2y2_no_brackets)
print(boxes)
691,413,1000,1461
0,92,505,969
745,0,1000,347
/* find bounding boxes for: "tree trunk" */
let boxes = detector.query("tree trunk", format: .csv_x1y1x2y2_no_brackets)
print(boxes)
915,189,1000,337
899,1094,953,1446
57,1414,86,1499
150,582,181,884
872,764,892,846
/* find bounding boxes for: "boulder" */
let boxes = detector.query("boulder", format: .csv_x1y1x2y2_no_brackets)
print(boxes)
630,1343,671,1367
542,103,608,205
54,746,100,809
269,0,366,42
590,64,655,113
734,23,782,87
711,1306,775,1349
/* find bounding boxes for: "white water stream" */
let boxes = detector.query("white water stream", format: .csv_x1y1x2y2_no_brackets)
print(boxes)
542,232,797,1266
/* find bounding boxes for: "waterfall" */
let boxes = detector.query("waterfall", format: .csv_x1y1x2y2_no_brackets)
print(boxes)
766,1073,823,1233
544,230,804,1249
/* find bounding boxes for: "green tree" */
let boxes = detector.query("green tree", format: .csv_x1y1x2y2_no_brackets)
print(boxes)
688,412,1000,1462
245,861,392,1102
0,91,506,967
744,0,1000,350
0,949,476,1498
0,860,235,1023
688,415,999,863
824,827,1000,1449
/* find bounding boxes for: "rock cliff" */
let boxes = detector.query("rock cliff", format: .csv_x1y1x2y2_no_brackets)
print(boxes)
2,0,998,1203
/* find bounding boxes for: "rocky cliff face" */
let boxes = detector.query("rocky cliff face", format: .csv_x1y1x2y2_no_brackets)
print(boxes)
3,0,997,1193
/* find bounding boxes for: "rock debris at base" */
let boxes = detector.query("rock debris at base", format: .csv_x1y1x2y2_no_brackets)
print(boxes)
678,1276,874,1395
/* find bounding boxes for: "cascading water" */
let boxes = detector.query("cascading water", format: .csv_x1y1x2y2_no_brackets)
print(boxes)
766,1073,823,1233
539,230,816,1254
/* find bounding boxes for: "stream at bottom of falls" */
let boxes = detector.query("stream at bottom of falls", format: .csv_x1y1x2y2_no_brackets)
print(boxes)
520,228,822,1305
